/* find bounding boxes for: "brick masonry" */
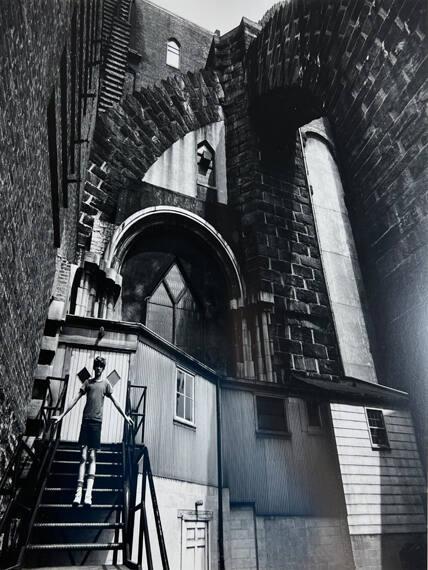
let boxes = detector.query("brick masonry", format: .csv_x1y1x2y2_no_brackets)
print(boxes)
129,0,214,89
0,0,100,470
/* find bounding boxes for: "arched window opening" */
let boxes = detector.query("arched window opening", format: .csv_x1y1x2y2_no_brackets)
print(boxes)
197,141,215,187
166,38,180,69
120,226,233,373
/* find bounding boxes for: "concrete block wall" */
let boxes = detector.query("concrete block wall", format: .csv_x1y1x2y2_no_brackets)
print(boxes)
351,533,427,570
228,507,355,570
229,506,258,570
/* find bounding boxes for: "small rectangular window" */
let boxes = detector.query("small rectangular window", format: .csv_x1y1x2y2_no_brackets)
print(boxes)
306,400,322,429
176,368,194,424
256,396,288,434
366,408,390,449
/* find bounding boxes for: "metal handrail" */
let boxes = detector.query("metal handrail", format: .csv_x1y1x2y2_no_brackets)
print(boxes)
121,383,169,570
0,375,69,570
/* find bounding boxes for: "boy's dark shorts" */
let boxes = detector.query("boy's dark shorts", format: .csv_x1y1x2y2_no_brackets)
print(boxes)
78,419,102,449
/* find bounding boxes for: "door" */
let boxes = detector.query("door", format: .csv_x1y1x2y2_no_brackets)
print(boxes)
182,520,209,570
61,348,130,444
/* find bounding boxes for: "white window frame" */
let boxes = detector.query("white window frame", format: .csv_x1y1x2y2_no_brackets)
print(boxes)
365,407,390,450
167,38,180,69
254,394,290,437
175,367,195,427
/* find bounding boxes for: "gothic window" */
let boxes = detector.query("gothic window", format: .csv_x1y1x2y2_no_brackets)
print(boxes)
166,38,180,69
197,141,216,187
366,408,390,449
255,396,289,435
145,262,203,354
175,368,194,424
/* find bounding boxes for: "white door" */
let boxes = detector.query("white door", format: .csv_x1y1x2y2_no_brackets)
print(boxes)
182,520,209,570
61,348,130,444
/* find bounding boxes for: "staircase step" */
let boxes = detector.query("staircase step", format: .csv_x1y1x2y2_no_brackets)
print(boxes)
34,522,123,529
26,542,122,551
44,487,122,493
39,503,122,509
49,473,122,478
52,460,122,467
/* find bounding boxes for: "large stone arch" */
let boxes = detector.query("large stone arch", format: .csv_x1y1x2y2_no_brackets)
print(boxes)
243,0,427,448
79,68,224,248
103,206,245,304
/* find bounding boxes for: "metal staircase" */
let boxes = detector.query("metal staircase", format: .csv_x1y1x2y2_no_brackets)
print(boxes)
24,442,124,566
0,381,170,570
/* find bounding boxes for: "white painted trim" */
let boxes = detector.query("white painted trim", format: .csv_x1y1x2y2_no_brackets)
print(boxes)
103,206,245,300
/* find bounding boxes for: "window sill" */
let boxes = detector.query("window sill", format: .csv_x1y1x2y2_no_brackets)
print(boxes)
307,427,325,436
256,429,291,440
174,418,196,431
370,444,391,451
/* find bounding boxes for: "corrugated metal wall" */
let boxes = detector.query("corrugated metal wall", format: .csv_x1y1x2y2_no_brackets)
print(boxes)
132,342,218,486
61,348,130,443
222,389,347,516
331,403,426,535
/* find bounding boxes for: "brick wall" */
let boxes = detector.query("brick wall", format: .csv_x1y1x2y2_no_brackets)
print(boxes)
0,0,101,472
129,0,214,89
0,0,72,470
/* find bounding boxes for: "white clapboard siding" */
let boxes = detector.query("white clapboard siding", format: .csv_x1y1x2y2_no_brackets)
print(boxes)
331,403,426,535
61,348,129,443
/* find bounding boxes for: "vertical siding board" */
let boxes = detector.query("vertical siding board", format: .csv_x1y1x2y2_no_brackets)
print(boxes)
331,403,426,534
222,391,346,516
132,342,218,486
60,348,129,443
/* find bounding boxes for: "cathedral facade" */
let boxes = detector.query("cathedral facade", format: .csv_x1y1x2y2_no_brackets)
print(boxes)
0,1,427,569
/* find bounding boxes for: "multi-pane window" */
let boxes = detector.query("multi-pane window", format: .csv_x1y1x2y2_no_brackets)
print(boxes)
366,408,390,449
145,262,203,355
176,368,194,424
167,38,180,69
306,400,322,429
256,396,288,434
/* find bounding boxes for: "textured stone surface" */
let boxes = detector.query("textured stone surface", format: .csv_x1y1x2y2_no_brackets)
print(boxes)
0,0,100,471
244,0,428,456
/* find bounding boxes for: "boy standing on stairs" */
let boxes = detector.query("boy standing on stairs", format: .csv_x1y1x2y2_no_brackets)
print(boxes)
53,356,133,506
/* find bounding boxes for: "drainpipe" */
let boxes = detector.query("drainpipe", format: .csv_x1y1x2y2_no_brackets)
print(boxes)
216,375,225,570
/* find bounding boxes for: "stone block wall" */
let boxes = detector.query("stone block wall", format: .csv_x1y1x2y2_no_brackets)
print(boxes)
213,21,342,382
244,0,428,456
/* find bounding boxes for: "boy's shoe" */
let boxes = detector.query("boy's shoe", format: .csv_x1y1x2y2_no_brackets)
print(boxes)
72,487,82,506
83,492,92,507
